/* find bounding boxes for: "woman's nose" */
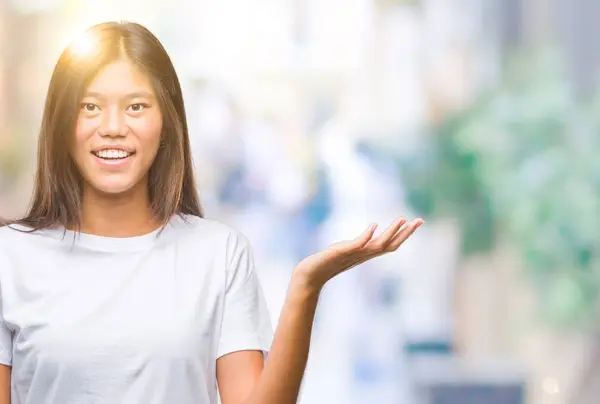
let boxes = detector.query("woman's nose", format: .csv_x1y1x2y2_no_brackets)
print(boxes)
98,108,127,137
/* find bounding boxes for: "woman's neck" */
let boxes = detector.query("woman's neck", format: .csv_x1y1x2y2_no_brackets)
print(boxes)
79,185,161,238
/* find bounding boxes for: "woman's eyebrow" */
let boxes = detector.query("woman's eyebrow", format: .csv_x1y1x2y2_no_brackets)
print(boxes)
82,91,155,100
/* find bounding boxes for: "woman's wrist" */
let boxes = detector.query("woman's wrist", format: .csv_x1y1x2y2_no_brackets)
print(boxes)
289,268,324,299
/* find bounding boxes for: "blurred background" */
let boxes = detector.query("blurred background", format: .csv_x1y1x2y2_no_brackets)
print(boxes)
1,0,599,403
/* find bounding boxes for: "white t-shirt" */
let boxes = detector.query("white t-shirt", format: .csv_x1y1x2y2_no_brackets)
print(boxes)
0,215,273,404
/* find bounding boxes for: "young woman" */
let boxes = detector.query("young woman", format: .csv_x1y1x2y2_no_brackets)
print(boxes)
0,22,423,404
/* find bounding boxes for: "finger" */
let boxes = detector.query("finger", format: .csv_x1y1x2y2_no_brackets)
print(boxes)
365,217,407,253
343,218,424,269
338,223,378,253
385,218,423,252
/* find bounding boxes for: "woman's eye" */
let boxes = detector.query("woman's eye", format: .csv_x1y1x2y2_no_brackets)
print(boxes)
129,103,147,112
81,103,99,112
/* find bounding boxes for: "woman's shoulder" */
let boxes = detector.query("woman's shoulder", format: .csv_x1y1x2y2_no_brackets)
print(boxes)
0,223,51,248
0,224,42,265
171,214,251,249
0,223,32,242
173,214,239,235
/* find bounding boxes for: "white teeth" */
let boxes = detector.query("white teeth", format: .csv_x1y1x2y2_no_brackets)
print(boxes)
95,149,132,159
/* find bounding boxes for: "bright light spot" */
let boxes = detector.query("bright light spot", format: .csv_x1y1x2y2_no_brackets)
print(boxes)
69,32,97,57
543,378,560,394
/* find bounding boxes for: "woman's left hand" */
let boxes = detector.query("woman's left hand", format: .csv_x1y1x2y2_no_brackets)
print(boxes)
293,216,424,292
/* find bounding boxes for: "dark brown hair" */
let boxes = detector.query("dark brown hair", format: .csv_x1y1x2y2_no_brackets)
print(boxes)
9,21,203,231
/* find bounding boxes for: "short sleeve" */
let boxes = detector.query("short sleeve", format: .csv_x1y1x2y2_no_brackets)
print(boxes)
0,305,11,366
217,231,273,359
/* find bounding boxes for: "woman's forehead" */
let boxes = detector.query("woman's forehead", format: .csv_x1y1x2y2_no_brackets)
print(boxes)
85,59,155,98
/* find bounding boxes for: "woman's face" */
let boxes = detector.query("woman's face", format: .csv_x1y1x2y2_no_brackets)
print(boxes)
73,59,163,196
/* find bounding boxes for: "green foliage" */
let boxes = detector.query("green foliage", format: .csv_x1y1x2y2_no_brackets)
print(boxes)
401,102,496,255
401,52,600,328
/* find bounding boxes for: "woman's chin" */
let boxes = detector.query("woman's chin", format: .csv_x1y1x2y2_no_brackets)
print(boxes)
86,178,142,197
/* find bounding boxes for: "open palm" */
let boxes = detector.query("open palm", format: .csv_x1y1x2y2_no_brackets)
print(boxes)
295,216,423,289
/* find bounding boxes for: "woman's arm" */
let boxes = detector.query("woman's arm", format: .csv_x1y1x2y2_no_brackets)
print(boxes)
217,351,264,404
0,364,10,404
233,216,422,404
242,274,319,404
215,275,317,404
